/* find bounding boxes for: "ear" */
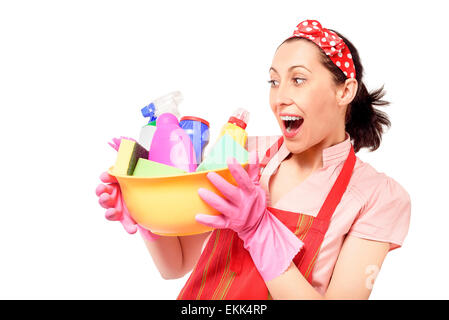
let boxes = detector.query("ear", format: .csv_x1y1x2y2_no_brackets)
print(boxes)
336,78,358,107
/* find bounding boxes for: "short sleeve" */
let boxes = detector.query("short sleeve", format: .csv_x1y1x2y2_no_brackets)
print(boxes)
348,176,411,251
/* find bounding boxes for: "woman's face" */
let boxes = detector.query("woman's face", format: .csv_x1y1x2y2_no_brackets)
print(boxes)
269,39,346,154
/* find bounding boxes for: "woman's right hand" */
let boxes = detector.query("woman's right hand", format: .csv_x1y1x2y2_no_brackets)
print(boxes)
96,171,160,241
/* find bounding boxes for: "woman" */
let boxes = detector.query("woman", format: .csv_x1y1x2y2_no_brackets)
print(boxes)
96,19,411,300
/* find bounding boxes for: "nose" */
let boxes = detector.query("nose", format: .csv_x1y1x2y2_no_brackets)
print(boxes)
272,83,295,109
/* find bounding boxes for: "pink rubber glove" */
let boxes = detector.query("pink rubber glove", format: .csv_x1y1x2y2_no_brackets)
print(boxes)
195,151,303,282
96,172,160,241
107,136,136,151
95,137,160,242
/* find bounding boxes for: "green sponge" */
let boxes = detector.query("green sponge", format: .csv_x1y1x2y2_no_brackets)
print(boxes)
132,158,186,177
113,139,148,175
196,134,248,172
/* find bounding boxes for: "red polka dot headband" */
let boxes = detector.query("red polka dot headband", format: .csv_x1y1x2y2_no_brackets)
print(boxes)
287,19,356,79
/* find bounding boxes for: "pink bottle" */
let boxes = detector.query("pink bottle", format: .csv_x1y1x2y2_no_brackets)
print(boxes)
148,113,197,172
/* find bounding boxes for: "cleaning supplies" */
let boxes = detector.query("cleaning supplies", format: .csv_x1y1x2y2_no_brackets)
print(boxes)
133,158,186,177
148,113,197,172
138,103,157,151
196,134,248,172
138,120,156,151
195,108,249,171
138,91,183,150
217,108,250,148
179,116,210,165
113,139,149,175
108,136,136,152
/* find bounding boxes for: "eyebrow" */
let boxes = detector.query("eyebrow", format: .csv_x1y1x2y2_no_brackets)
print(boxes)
269,65,312,74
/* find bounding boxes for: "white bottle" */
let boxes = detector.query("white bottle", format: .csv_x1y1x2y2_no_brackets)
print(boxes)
138,91,183,151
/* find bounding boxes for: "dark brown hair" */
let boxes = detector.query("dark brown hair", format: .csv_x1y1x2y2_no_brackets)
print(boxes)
283,32,391,153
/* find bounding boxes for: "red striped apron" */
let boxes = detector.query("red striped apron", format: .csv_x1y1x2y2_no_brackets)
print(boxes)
178,136,356,300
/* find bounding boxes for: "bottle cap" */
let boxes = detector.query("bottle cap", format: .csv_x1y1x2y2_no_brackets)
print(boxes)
228,108,250,129
180,116,210,128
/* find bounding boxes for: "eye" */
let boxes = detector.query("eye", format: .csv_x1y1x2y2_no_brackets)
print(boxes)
267,80,279,88
294,78,306,85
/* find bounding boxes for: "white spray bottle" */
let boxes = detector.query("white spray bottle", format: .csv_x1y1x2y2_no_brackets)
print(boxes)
138,91,183,150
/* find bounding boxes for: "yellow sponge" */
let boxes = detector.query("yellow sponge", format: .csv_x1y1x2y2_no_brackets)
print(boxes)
113,139,149,175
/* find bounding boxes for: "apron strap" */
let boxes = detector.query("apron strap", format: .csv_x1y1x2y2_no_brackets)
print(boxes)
258,136,284,180
295,144,356,280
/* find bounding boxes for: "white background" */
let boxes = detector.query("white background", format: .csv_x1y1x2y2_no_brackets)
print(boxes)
0,0,448,299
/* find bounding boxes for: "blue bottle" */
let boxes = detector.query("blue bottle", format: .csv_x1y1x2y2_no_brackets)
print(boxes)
179,116,210,165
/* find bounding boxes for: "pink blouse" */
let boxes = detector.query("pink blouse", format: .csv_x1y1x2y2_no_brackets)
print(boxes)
247,133,411,295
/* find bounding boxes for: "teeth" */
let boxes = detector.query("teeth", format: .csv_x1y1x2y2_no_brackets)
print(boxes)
280,115,302,121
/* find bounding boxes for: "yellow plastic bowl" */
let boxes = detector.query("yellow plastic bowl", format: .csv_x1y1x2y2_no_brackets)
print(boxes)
108,163,247,236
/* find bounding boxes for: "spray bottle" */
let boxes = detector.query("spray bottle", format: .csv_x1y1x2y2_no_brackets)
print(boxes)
138,91,183,150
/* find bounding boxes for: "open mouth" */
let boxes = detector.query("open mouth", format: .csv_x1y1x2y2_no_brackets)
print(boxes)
280,115,304,137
